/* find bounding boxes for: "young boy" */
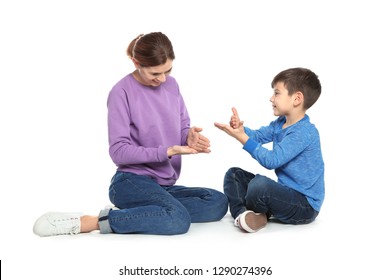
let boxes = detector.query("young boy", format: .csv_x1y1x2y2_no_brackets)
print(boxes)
214,67,324,233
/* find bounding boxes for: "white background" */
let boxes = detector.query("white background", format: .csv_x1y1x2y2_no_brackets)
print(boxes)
1,0,389,279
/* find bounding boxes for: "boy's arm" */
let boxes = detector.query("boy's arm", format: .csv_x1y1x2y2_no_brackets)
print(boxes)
245,128,311,170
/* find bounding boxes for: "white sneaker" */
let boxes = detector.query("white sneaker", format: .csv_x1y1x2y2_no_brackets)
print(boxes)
104,204,120,210
234,210,267,233
33,212,82,237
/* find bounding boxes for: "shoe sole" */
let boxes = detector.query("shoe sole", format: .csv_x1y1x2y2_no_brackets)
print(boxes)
239,211,267,233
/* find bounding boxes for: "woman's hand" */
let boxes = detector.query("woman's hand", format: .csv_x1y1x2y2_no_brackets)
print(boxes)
167,145,198,157
187,126,211,153
167,126,211,158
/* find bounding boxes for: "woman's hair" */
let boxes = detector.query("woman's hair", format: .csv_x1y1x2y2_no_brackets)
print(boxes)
127,32,175,67
271,67,322,109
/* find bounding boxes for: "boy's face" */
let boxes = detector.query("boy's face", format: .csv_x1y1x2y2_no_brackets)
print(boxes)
270,82,297,116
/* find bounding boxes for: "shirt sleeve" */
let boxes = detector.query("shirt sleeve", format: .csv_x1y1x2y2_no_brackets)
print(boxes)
244,123,275,145
243,125,312,170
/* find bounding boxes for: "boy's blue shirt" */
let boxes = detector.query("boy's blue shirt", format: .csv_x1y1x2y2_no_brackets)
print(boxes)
243,114,325,211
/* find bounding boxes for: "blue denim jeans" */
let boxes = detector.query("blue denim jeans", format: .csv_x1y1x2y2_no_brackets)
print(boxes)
223,167,318,225
98,171,228,235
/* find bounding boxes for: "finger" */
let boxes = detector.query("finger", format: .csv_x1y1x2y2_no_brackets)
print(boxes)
200,148,211,154
214,122,225,129
195,144,211,152
192,126,203,132
215,123,232,134
183,146,198,154
232,107,239,117
197,141,211,149
197,141,210,149
198,134,210,144
230,119,239,129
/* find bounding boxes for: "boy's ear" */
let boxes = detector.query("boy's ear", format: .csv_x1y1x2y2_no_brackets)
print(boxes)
293,91,304,106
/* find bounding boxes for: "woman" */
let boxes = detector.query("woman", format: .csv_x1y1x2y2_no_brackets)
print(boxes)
33,32,228,236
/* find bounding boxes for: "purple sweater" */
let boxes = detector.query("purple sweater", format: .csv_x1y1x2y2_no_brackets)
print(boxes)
107,74,191,185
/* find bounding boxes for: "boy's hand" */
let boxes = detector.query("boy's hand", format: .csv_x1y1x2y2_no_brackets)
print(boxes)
229,107,244,129
214,107,249,145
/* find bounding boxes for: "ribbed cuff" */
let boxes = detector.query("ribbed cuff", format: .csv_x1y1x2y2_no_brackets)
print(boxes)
243,138,258,154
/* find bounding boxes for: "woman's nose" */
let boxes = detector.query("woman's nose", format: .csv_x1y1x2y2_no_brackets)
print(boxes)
157,73,166,82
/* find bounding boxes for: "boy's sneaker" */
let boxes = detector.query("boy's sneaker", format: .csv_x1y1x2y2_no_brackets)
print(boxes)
234,210,267,233
33,212,82,237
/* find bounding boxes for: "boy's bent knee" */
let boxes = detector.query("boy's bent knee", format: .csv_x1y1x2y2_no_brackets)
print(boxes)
225,167,243,177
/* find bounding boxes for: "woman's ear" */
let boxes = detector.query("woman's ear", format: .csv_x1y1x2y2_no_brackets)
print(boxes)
131,58,141,69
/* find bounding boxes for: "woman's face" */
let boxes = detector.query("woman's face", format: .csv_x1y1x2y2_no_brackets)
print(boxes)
134,59,173,87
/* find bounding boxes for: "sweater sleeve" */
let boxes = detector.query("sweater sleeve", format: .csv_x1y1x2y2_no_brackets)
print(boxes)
178,90,191,145
244,124,274,144
107,87,169,166
243,125,312,170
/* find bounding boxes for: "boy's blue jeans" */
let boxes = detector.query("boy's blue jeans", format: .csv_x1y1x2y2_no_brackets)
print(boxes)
98,171,228,235
223,167,318,224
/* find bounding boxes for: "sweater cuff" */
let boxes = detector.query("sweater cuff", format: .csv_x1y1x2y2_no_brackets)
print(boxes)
243,138,258,154
157,146,170,161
